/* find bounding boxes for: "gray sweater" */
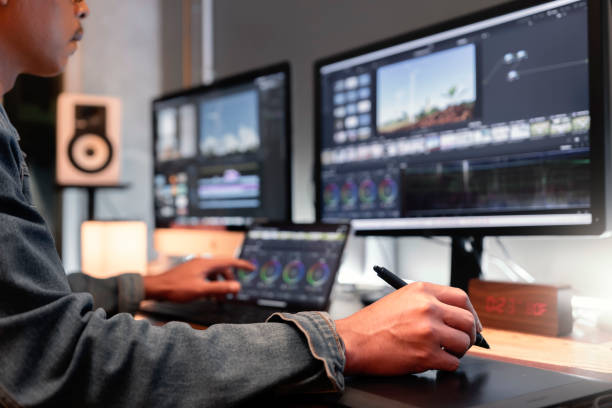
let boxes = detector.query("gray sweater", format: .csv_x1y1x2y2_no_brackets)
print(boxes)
0,105,344,407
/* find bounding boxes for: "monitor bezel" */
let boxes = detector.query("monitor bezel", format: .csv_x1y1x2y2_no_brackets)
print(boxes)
313,0,609,237
152,62,293,230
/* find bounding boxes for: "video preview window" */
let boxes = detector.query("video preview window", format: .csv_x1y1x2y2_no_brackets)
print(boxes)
200,90,260,156
377,44,476,134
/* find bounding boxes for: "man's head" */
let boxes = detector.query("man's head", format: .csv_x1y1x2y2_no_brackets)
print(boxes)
0,0,89,87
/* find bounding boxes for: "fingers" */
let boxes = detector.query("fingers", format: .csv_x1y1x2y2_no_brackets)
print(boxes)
199,281,242,295
431,349,461,372
437,325,472,358
426,284,483,331
439,302,477,345
183,258,253,279
210,267,236,281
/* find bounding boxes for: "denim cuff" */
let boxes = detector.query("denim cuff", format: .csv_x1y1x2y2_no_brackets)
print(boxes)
116,273,145,314
267,311,345,392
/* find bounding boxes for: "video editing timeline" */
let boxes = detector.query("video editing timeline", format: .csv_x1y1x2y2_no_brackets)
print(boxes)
318,0,593,227
234,227,348,308
153,68,289,227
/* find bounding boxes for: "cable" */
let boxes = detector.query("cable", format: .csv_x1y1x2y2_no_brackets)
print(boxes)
373,236,395,265
494,237,535,283
483,254,521,282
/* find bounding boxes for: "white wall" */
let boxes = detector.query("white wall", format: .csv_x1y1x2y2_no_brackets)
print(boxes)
62,0,161,271
212,0,612,299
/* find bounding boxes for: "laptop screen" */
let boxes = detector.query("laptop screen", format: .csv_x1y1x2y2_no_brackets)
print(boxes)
231,224,350,310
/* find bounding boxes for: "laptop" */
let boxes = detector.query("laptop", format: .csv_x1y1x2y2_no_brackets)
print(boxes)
139,223,350,326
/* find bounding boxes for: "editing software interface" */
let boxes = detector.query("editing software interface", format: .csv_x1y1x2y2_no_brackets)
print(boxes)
153,67,290,227
232,225,349,309
317,0,595,231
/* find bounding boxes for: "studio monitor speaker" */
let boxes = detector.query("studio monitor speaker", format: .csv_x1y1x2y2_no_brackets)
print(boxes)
56,93,121,186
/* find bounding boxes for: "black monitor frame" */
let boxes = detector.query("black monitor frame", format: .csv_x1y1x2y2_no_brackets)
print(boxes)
313,0,611,291
152,62,292,230
314,0,610,238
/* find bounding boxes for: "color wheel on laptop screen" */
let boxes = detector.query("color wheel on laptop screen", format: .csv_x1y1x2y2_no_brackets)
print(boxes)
237,258,259,283
259,259,282,284
282,260,306,284
306,261,331,287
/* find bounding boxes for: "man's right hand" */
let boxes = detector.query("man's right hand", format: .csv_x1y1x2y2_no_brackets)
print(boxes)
335,281,483,376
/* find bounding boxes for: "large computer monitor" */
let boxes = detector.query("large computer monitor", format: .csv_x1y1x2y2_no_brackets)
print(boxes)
153,63,291,228
315,0,611,289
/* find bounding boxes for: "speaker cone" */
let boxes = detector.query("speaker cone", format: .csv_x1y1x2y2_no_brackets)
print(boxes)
68,133,114,173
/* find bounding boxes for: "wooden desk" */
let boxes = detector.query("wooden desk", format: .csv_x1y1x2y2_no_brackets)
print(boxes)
467,326,612,382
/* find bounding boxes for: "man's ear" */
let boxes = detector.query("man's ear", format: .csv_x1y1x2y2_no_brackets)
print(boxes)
0,0,8,6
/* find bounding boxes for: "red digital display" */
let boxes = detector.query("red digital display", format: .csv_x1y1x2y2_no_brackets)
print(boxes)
485,296,549,317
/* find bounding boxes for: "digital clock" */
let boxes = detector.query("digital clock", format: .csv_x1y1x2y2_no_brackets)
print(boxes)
468,280,573,336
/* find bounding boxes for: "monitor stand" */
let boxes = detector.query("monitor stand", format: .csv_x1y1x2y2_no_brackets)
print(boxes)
450,235,483,293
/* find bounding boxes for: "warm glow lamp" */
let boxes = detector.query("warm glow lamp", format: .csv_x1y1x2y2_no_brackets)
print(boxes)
81,221,147,278
153,228,244,258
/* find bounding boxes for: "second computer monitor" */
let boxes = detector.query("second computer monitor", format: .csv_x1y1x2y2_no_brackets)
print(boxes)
153,63,291,228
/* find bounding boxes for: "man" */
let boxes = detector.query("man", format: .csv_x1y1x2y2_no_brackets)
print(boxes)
0,1,483,406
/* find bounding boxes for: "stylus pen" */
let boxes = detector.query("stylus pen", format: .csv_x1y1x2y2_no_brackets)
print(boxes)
373,265,490,350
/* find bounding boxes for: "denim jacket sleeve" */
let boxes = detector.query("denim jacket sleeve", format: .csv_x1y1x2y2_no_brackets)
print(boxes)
66,272,145,316
0,128,345,407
